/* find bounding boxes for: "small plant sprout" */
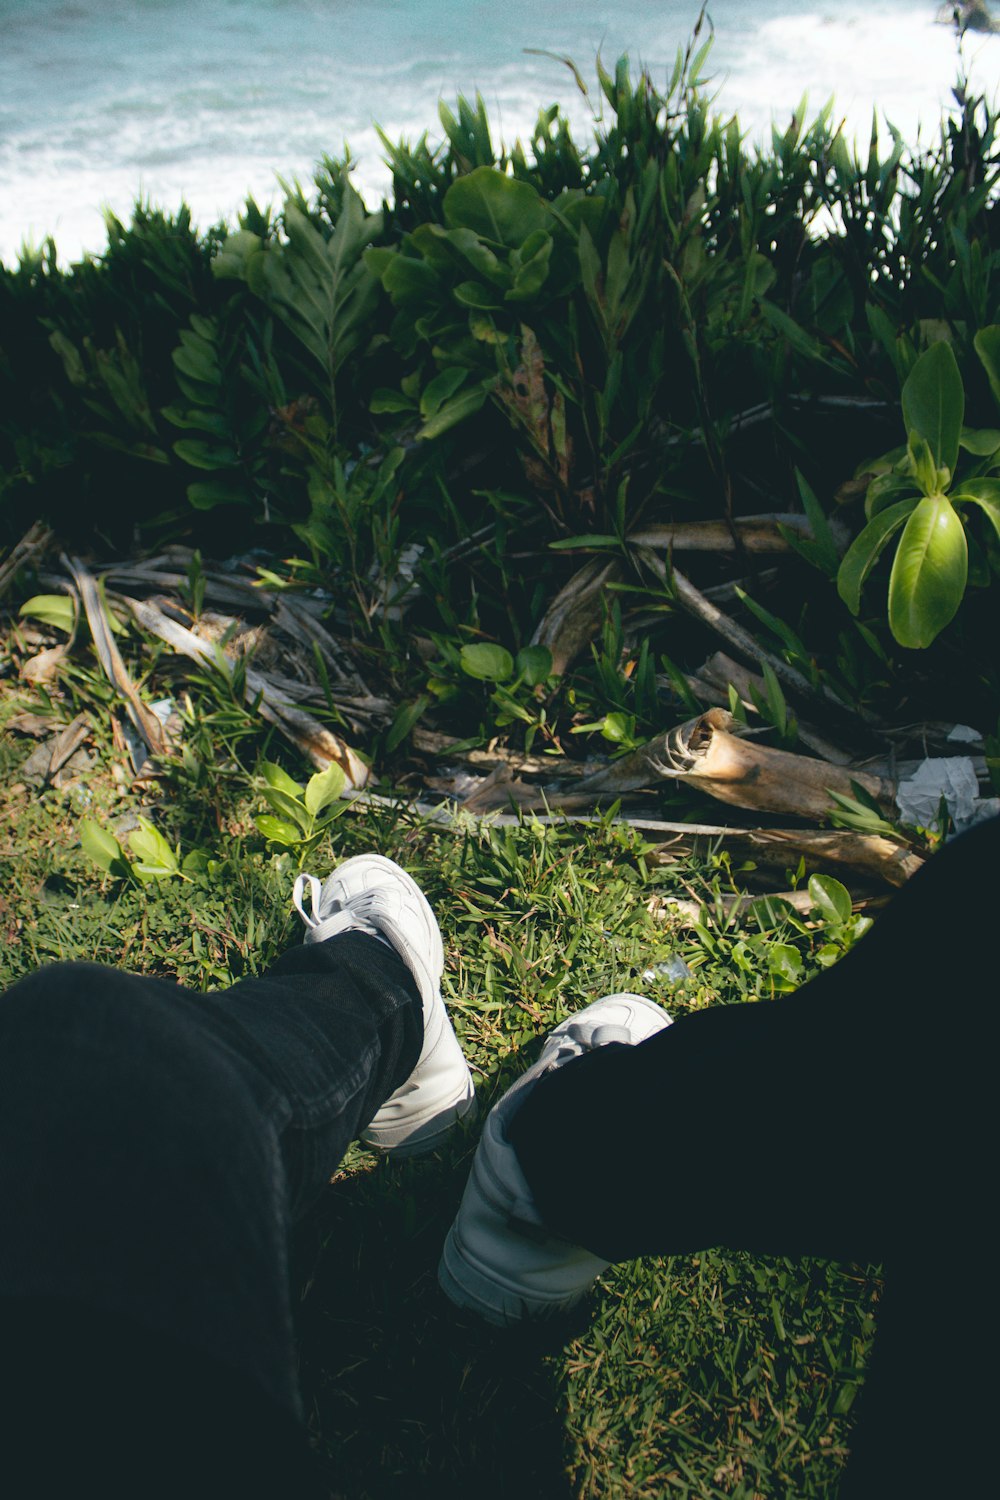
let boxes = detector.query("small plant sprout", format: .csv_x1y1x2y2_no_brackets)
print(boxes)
254,759,349,861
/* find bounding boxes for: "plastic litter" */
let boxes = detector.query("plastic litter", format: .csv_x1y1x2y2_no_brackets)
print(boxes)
895,756,1000,838
641,955,693,985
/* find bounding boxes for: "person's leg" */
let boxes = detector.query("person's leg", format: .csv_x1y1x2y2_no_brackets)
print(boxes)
510,813,998,1265
0,932,422,1493
1,852,474,1494
445,818,998,1495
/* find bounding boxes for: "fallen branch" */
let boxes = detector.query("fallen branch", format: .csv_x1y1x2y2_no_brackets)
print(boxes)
63,555,167,765
574,708,893,821
123,594,369,787
628,514,814,554
645,824,922,888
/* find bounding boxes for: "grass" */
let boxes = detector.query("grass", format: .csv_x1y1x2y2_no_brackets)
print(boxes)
0,677,881,1499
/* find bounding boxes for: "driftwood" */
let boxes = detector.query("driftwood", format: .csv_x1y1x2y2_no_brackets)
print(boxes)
571,709,894,821
124,595,369,787
530,556,624,676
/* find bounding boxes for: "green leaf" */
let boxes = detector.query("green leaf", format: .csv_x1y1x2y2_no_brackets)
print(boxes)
506,235,553,302
906,431,940,497
757,299,827,362
958,426,1000,456
420,366,468,419
601,711,636,744
548,534,621,551
952,477,1000,544
515,645,552,686
79,819,128,877
386,694,431,753
19,594,76,634
443,167,548,249
808,873,852,926
836,497,918,614
780,470,839,578
127,817,180,877
370,388,417,414
259,760,304,797
460,642,515,681
262,786,312,833
416,381,491,441
768,944,803,990
304,762,347,817
888,494,968,648
186,479,246,510
864,472,917,520
454,280,503,310
901,340,964,477
173,437,239,470
254,814,303,846
974,325,1000,405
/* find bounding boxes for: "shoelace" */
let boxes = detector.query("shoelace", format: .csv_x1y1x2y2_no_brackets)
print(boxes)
292,871,382,943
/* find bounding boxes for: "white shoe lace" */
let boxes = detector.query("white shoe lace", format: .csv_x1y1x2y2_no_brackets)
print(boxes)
292,871,383,944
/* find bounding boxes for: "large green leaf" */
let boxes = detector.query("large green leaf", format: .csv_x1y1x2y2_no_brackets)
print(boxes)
952,477,1000,544
900,341,964,477
419,224,508,285
304,762,347,818
19,594,76,634
460,643,515,681
836,497,917,614
443,167,548,249
888,494,968,648
80,819,129,878
128,818,180,878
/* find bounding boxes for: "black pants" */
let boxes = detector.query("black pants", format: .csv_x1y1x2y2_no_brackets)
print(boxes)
0,933,423,1496
2,823,996,1496
511,813,1000,1497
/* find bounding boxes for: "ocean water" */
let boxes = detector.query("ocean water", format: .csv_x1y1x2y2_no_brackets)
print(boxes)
1,0,999,265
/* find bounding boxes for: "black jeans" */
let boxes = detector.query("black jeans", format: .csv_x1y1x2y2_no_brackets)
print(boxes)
0,932,423,1497
511,813,1000,1497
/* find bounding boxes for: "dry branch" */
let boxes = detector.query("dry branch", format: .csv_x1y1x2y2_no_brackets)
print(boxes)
575,708,893,820
63,555,167,764
645,823,922,888
124,594,369,787
628,514,812,554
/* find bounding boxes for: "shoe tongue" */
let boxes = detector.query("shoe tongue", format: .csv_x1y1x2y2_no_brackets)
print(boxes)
589,1023,632,1048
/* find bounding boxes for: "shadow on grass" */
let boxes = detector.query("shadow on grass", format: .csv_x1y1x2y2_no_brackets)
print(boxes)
291,1139,579,1500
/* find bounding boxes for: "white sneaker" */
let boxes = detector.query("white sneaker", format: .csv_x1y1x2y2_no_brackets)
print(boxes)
438,992,671,1326
293,854,476,1156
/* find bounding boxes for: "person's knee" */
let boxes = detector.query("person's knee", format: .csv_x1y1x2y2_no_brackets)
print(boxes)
0,961,150,1053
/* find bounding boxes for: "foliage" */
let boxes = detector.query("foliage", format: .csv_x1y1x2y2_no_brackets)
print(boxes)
254,758,349,860
838,337,1000,646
